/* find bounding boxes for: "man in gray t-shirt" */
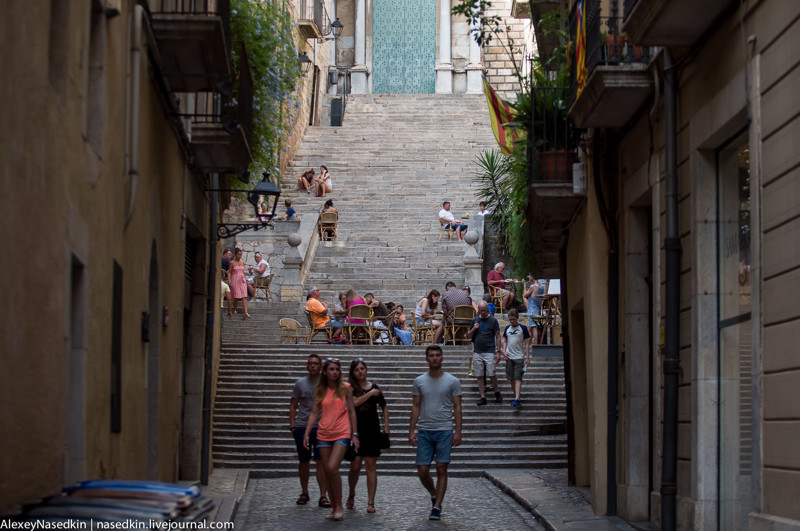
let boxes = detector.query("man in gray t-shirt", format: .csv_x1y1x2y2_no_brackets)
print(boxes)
409,345,462,520
289,354,328,506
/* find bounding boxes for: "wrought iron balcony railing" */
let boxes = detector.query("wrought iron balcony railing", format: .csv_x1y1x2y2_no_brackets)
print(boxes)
623,0,638,20
152,0,232,73
180,41,253,145
569,0,654,102
528,86,580,182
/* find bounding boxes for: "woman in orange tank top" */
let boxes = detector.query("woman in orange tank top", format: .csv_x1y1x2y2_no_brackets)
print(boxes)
304,358,359,521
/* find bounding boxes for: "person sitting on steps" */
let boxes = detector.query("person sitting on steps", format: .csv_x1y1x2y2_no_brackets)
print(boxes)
315,165,333,197
438,201,469,241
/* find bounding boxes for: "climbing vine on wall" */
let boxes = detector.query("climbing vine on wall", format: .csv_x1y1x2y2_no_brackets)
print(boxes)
230,0,302,184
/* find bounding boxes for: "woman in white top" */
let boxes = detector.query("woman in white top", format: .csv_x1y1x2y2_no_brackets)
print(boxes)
315,165,332,197
414,289,444,344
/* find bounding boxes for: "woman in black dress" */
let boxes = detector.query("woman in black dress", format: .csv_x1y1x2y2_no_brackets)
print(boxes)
345,359,390,514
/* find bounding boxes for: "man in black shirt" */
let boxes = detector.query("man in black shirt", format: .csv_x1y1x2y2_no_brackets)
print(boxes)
469,301,504,406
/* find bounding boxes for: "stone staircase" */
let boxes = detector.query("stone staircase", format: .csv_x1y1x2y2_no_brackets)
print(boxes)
285,93,496,306
212,344,568,477
224,93,499,343
215,95,568,476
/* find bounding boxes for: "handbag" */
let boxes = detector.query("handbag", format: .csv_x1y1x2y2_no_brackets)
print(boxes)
378,431,391,450
344,443,357,461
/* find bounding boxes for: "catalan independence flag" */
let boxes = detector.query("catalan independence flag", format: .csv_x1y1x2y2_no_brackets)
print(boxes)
483,76,517,156
575,0,588,97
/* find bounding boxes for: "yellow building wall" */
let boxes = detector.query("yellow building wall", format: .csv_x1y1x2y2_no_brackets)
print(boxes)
0,0,215,513
565,163,610,514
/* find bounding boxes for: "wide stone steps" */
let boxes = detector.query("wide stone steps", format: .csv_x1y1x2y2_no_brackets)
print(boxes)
212,342,568,477
214,95,552,475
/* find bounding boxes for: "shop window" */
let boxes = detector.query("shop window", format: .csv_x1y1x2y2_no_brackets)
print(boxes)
717,133,752,529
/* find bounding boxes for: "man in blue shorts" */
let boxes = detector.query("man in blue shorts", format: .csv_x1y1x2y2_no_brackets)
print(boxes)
289,354,329,507
409,345,463,520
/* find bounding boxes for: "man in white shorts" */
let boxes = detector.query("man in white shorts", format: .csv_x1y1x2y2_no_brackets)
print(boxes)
469,301,504,406
502,309,531,407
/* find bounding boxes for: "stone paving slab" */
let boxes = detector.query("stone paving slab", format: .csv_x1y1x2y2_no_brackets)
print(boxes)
233,476,545,530
202,468,249,524
484,469,635,531
202,467,640,531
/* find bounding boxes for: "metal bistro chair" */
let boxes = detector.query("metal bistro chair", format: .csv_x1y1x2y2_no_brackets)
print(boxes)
279,318,307,344
253,273,273,301
372,308,397,344
439,219,455,241
448,305,476,345
305,310,334,344
319,211,338,241
412,321,436,346
345,304,374,345
490,289,504,314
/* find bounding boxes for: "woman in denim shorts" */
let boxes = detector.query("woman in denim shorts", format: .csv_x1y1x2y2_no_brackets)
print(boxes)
304,358,359,521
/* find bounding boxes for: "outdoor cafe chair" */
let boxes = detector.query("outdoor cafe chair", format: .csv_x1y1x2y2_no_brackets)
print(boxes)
305,309,334,344
448,305,476,345
345,304,374,345
279,318,307,344
253,273,273,301
319,211,338,241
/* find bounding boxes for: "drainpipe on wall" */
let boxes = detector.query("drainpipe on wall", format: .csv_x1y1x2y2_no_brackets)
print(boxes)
200,176,219,485
125,4,143,228
661,48,681,531
607,248,619,515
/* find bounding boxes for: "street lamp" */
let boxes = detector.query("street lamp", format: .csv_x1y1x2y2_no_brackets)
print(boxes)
331,18,343,37
299,52,312,75
211,172,282,239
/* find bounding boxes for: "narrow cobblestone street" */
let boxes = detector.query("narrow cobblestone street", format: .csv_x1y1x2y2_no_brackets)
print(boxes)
234,476,545,530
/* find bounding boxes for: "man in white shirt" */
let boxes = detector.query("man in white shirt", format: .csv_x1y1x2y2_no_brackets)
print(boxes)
438,201,469,241
246,252,270,300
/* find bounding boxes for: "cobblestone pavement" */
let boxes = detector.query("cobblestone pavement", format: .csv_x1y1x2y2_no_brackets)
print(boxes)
234,476,546,530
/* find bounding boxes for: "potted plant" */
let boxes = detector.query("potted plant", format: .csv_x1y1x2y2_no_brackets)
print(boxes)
513,23,579,182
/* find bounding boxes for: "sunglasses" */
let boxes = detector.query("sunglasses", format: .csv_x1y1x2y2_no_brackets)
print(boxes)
326,357,340,363
353,357,364,362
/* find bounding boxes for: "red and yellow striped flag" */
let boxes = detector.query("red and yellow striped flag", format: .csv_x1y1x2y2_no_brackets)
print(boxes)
575,0,588,98
483,76,517,156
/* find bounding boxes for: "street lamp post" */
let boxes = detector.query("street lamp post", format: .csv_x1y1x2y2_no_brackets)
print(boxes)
201,171,281,485
210,172,282,239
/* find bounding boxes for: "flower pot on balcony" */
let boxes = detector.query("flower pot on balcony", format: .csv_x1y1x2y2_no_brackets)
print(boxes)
604,34,626,62
539,150,576,181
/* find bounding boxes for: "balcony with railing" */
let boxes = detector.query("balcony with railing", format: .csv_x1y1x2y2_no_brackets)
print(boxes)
623,0,734,46
150,0,231,93
568,0,655,129
525,84,585,276
297,0,325,40
183,42,253,172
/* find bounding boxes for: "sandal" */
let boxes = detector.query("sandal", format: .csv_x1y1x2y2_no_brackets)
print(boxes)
345,495,355,510
296,493,310,505
318,496,331,508
367,504,376,514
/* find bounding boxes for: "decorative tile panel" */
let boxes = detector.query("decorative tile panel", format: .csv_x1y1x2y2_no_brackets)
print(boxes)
372,0,436,94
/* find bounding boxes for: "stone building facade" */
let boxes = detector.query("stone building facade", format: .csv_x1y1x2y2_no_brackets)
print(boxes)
528,0,800,528
314,0,529,98
0,0,241,514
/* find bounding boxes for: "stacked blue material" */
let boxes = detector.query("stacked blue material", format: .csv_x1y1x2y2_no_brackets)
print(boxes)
13,479,214,528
